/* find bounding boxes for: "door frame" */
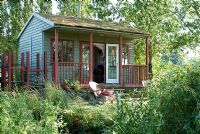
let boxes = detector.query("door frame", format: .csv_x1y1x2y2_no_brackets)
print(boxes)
106,44,119,83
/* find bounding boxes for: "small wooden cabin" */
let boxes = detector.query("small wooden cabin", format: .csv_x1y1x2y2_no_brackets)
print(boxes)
18,13,150,88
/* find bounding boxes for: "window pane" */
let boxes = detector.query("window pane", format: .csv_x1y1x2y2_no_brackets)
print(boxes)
68,41,73,62
108,46,117,79
122,45,129,65
51,40,74,62
58,41,62,62
63,41,67,61
82,44,89,63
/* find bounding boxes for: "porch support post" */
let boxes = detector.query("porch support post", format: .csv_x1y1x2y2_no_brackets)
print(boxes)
119,35,123,86
146,34,149,79
89,32,93,81
54,29,59,84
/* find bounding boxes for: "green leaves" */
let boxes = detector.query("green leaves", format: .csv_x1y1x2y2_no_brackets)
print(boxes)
0,0,52,52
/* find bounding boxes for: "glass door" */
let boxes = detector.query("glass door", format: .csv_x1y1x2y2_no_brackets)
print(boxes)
106,44,119,83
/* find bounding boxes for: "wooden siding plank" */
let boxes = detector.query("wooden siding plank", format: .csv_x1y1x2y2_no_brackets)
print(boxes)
18,16,52,82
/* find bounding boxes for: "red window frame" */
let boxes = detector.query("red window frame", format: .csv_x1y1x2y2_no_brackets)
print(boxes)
50,39,74,63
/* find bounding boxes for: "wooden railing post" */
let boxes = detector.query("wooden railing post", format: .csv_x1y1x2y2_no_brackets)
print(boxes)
52,63,55,81
89,32,93,82
1,54,6,90
79,43,83,84
37,53,40,82
137,66,140,84
119,35,123,86
54,29,59,85
8,50,12,93
26,52,30,89
44,52,48,80
21,53,25,85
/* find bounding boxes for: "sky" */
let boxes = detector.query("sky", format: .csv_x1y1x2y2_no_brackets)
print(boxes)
52,0,59,14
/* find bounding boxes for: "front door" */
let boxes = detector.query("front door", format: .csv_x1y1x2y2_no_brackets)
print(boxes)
106,44,119,83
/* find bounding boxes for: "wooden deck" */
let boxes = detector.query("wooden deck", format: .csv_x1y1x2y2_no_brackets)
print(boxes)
80,83,144,89
57,63,148,88
0,51,148,91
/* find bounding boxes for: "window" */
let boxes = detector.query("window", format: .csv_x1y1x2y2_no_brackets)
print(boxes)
81,43,89,63
122,44,129,65
51,40,74,62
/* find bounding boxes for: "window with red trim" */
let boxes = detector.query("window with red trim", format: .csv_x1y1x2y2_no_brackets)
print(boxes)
51,40,74,62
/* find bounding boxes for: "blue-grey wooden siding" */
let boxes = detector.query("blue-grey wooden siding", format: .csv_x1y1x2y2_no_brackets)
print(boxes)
18,16,52,68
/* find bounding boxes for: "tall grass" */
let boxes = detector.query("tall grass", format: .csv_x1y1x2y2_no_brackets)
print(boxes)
0,83,115,133
0,84,68,133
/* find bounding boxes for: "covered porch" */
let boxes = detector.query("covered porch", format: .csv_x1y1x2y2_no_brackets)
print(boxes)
49,27,149,88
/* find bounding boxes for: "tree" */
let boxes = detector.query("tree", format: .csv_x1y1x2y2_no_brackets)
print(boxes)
0,0,52,52
87,0,116,20
35,0,52,14
116,0,200,77
58,0,91,18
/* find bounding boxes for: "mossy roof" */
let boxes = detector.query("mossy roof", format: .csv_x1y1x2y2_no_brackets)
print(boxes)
38,13,145,35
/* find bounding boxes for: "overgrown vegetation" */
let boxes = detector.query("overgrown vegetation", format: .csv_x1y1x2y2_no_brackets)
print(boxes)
1,60,199,133
63,80,81,92
0,88,59,133
110,59,200,134
0,84,115,133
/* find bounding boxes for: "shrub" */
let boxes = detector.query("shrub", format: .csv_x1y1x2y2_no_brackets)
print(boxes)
111,60,200,134
0,90,59,133
155,61,200,133
63,80,81,92
60,105,115,134
110,98,162,134
45,83,68,108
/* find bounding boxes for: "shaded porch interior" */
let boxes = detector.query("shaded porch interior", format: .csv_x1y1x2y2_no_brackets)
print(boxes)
45,27,149,88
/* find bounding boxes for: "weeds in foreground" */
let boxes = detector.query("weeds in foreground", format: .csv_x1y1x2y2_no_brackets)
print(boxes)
1,60,200,133
111,60,200,134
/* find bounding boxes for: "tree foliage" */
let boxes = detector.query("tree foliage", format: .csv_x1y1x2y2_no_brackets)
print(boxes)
0,0,52,52
57,0,91,18
88,0,199,75
0,0,199,75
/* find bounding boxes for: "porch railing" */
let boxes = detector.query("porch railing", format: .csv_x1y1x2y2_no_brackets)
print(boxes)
57,63,147,86
58,62,89,85
122,65,147,85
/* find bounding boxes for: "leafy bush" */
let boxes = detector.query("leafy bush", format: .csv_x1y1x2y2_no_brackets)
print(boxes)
111,60,200,133
0,83,114,133
63,80,81,92
0,83,71,133
156,61,200,133
45,83,68,108
0,91,59,133
60,105,115,134
110,98,162,134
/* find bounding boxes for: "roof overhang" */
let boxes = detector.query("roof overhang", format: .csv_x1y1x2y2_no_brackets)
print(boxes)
52,25,148,38
17,13,54,39
18,13,149,39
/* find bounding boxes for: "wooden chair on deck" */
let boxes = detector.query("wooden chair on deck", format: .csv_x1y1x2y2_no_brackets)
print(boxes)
89,81,115,104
